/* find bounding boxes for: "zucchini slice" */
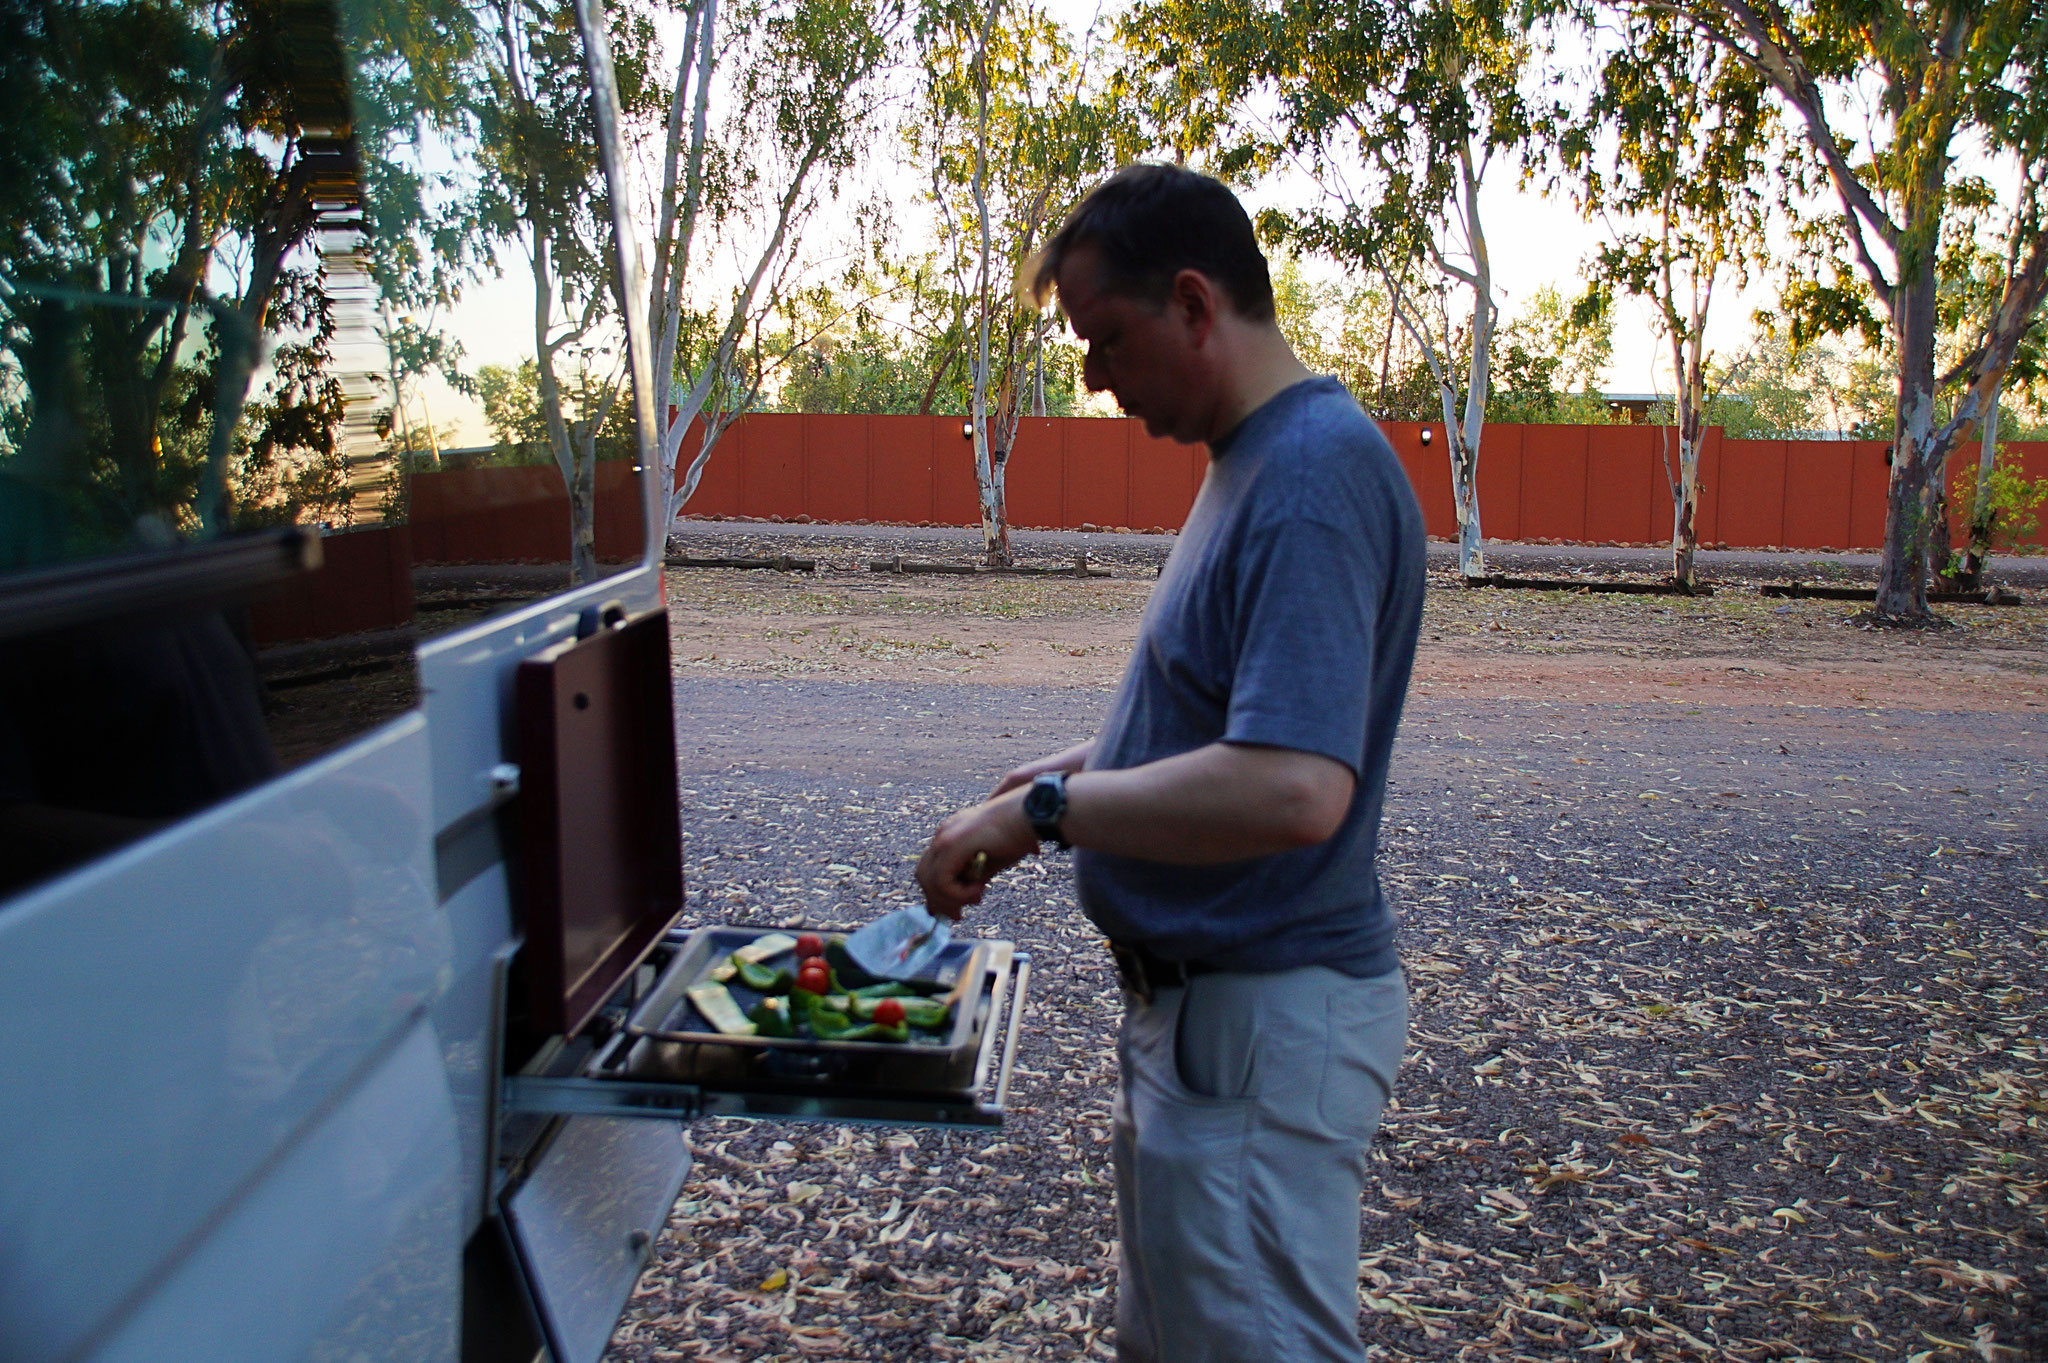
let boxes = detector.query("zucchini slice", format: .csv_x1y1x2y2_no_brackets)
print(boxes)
687,982,758,1036
733,932,799,965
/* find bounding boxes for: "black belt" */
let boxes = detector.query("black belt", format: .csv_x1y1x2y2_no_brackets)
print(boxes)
1108,941,1223,1002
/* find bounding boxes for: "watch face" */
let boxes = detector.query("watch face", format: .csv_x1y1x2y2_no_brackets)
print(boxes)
1024,780,1058,822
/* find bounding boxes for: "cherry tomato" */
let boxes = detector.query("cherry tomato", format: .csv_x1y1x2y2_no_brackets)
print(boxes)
796,960,831,995
872,997,906,1027
794,934,825,960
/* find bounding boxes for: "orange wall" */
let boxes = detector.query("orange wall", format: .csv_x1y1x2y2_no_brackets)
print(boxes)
675,415,2047,552
406,416,2048,558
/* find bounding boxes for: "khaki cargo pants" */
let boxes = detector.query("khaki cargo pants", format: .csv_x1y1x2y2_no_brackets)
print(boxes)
1112,964,1408,1363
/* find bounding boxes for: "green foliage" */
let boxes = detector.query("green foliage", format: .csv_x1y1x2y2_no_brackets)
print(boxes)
1488,285,1616,423
231,273,358,528
1702,332,1892,439
768,275,1085,415
475,359,636,464
1955,448,2048,553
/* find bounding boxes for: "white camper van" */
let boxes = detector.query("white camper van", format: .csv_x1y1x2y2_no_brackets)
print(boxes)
0,3,1024,1357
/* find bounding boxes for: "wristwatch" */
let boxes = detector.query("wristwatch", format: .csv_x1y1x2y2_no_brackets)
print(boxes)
1023,771,1071,849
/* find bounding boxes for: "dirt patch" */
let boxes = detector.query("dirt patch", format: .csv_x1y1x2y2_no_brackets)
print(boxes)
665,563,2048,713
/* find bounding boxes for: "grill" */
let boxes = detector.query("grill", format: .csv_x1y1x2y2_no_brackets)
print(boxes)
558,925,1029,1127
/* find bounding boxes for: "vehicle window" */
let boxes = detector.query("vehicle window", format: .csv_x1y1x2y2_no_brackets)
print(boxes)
0,0,648,897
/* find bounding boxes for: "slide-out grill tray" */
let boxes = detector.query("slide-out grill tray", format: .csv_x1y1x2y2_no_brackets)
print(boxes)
590,926,1023,1112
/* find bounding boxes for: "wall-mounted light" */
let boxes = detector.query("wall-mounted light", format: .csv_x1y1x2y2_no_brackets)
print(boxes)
961,421,974,440
1420,426,1434,447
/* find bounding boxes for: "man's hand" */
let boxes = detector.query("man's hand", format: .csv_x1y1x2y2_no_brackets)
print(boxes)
990,739,1094,798
914,786,1040,920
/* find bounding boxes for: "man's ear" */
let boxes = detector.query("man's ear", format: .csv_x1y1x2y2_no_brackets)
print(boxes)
1169,268,1219,345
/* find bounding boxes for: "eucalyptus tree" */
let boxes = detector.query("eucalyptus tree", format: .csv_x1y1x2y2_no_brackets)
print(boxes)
1928,235,2048,583
468,0,663,583
1563,8,1773,590
649,0,909,523
915,0,1139,564
1604,0,2048,620
1130,0,1554,579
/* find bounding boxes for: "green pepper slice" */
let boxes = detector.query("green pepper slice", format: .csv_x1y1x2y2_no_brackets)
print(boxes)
735,959,792,993
900,1001,952,1031
797,991,857,1037
748,997,795,1038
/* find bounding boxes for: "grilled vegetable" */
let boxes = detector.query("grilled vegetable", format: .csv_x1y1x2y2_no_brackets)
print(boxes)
748,997,795,1038
795,933,825,959
841,1021,910,1043
871,997,905,1027
687,983,757,1036
796,959,832,996
734,933,799,965
848,981,921,999
795,990,856,1037
734,959,792,993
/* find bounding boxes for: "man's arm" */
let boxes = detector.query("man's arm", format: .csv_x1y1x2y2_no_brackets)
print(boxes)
915,741,1354,918
989,739,1095,797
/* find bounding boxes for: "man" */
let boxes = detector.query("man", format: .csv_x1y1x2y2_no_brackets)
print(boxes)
914,163,1424,1363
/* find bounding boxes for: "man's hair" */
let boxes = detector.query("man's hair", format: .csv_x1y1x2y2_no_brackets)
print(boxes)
1027,163,1276,322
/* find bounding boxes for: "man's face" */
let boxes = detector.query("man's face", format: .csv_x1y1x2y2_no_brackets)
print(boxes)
1055,244,1208,443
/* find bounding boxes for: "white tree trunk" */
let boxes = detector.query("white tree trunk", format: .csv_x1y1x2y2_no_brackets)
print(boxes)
1452,144,1492,580
966,0,1009,564
1959,382,2002,586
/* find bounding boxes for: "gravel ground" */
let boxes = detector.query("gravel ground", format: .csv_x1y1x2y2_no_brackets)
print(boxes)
548,526,2045,1363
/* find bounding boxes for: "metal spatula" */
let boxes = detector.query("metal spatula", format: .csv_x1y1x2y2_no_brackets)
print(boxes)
843,852,985,980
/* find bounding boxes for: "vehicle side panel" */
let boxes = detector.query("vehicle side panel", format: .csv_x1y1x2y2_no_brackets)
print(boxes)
0,716,449,1361
91,1020,462,1363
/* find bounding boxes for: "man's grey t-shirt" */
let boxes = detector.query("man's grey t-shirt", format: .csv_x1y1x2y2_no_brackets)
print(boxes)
1074,377,1425,977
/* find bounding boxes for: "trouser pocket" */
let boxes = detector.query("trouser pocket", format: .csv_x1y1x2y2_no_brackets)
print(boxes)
1172,974,1263,1102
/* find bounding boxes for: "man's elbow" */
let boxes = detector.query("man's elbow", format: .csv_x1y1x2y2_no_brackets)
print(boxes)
1272,761,1355,847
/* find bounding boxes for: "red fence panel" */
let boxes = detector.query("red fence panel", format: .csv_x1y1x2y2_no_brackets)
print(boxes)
1715,438,1787,547
1845,441,1890,550
668,416,740,518
1476,424,1524,542
411,465,569,562
1066,421,1133,528
1586,424,1660,545
1519,425,1588,542
594,459,645,559
866,416,938,524
1129,429,1194,532
804,414,870,522
1384,423,1455,538
742,415,804,519
1780,440,1856,549
1007,418,1066,528
934,419,983,526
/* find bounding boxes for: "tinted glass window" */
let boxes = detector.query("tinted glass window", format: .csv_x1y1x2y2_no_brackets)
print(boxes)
0,0,649,897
